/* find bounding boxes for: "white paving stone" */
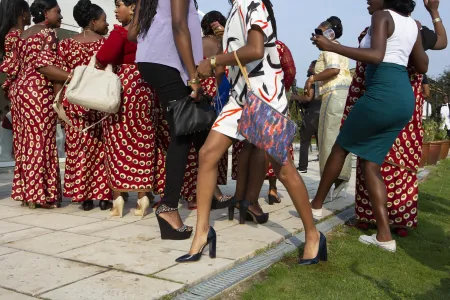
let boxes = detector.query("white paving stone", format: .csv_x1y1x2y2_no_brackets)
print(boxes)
41,270,183,300
6,213,99,230
0,207,35,220
0,246,17,256
0,220,31,235
155,256,234,285
57,239,187,275
7,232,105,255
89,224,160,243
0,288,37,300
0,251,105,296
0,227,52,245
64,220,124,235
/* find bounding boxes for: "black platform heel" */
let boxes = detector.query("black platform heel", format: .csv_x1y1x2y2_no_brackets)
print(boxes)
246,209,270,224
228,199,250,224
268,188,281,205
155,204,193,240
298,232,328,265
175,227,216,263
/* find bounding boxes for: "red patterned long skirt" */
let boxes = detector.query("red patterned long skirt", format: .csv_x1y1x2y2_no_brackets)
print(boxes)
103,64,158,192
12,84,62,204
231,141,294,180
8,83,24,196
64,105,112,202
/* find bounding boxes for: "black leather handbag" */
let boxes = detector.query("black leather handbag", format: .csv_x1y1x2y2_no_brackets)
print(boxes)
168,95,217,136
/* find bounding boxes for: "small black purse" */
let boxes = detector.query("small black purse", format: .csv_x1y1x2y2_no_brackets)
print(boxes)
168,95,217,136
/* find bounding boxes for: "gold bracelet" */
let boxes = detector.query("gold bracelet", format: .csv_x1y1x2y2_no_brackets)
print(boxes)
187,78,201,86
432,17,442,24
210,56,217,69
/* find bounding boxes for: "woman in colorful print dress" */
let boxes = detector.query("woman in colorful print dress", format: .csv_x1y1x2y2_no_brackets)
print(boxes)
58,0,112,211
14,0,72,208
96,0,159,219
344,0,447,237
231,40,296,206
0,0,31,205
307,16,352,205
178,0,325,265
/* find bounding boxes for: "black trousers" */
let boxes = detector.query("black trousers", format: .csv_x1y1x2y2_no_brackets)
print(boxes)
298,111,320,170
138,63,208,208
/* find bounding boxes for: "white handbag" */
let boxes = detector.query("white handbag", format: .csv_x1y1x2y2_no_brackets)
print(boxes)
53,55,121,132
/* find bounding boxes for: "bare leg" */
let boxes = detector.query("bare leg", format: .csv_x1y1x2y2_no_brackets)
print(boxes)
269,154,319,259
189,131,233,254
311,143,349,209
361,160,392,242
234,142,253,200
244,147,267,215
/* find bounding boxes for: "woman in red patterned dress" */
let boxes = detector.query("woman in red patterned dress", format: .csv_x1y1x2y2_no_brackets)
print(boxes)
58,0,112,211
0,0,31,205
96,0,159,218
14,0,72,208
343,0,447,237
231,40,296,206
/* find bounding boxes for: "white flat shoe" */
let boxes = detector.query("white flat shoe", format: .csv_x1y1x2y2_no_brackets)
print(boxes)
312,208,323,218
359,234,396,252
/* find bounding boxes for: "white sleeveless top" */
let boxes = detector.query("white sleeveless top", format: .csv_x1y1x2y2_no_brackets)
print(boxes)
359,10,418,66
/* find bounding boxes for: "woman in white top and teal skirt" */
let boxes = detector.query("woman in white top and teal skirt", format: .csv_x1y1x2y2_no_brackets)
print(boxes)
311,0,428,252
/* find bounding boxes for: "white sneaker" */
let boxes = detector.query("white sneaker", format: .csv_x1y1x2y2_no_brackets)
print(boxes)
358,234,396,252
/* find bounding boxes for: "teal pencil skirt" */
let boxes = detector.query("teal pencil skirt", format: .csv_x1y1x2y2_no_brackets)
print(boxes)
337,62,414,165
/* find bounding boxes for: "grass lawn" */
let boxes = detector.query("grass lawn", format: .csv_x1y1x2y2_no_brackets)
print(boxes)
235,160,450,300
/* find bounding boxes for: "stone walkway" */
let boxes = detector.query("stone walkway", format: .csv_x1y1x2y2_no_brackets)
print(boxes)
0,150,356,300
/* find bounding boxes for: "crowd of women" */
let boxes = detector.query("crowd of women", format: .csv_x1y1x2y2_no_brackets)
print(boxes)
0,0,446,265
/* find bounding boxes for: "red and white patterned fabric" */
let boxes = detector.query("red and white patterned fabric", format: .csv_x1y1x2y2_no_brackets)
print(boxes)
12,28,62,205
57,38,112,202
342,28,422,229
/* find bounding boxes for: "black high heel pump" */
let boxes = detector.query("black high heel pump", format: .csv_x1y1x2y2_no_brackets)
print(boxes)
175,227,216,263
228,199,250,224
298,232,328,265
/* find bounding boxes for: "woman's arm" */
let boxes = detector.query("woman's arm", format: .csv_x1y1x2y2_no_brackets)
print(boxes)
409,29,429,73
39,66,70,82
96,29,126,67
128,0,140,42
313,11,389,65
425,0,447,50
423,82,431,99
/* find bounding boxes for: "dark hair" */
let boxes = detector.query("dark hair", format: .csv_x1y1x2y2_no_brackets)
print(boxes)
311,60,317,64
74,0,104,28
120,0,138,6
0,0,29,56
326,16,343,39
139,0,198,37
30,0,58,23
384,0,416,15
201,11,226,36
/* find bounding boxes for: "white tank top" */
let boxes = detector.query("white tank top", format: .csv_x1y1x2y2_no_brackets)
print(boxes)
359,10,418,66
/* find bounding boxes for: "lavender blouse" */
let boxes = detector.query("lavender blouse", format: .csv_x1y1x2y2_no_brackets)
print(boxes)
136,0,202,83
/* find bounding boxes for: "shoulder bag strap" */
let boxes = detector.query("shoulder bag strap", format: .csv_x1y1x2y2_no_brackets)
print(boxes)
233,51,252,90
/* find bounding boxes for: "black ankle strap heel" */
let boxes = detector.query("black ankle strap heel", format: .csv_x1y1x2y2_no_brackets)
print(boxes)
156,204,192,240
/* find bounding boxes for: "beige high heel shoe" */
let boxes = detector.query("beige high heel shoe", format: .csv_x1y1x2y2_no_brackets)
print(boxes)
110,196,125,218
134,194,153,219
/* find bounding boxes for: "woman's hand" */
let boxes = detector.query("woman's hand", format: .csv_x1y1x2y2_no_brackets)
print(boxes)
190,82,203,102
311,34,335,52
304,77,313,97
212,21,224,38
197,58,214,79
424,0,440,13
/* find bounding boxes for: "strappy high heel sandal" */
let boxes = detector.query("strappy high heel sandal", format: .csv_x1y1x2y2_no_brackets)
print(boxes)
155,204,193,240
211,195,233,210
246,202,269,224
175,227,217,263
110,196,125,218
228,198,250,224
268,188,281,205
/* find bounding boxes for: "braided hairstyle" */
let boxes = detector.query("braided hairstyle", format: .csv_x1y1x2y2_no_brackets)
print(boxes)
0,0,29,55
139,0,198,37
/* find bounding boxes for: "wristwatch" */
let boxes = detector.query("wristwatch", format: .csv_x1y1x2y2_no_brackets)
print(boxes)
210,56,217,69
432,17,442,24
